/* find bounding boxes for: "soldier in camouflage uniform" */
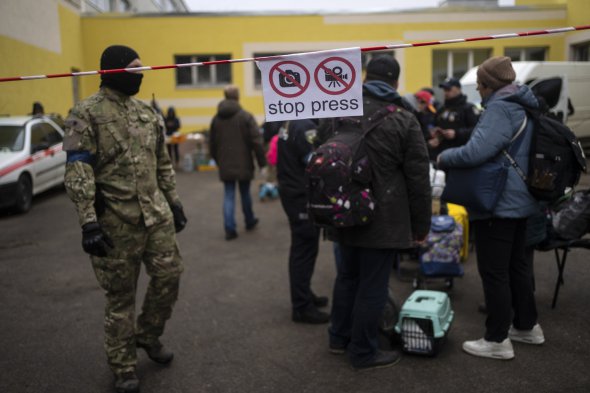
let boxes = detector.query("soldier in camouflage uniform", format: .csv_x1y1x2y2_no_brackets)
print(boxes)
63,45,187,393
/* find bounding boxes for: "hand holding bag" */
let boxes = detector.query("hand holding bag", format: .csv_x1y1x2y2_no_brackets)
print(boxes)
441,118,527,213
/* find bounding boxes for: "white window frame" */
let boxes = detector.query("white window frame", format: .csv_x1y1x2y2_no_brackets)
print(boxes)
174,54,232,89
445,50,475,79
504,47,548,61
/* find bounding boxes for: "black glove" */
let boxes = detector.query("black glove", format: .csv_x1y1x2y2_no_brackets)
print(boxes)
170,202,187,233
82,222,114,257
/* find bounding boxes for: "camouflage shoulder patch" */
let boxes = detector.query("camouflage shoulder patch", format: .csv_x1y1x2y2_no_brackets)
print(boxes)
65,115,89,133
63,113,90,151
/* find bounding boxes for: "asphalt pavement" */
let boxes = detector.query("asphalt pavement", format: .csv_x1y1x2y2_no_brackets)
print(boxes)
0,169,589,393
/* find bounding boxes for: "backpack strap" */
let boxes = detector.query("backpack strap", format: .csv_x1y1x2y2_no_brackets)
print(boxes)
502,114,529,183
348,105,399,162
362,104,399,136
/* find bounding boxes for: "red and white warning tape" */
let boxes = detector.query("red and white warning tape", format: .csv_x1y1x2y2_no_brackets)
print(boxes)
0,25,588,83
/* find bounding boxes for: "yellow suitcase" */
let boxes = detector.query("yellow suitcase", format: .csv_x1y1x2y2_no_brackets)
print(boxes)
447,203,469,262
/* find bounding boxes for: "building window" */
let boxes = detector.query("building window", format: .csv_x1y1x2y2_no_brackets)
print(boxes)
86,0,108,11
505,47,547,61
108,0,130,12
572,41,590,61
432,49,491,87
174,54,232,88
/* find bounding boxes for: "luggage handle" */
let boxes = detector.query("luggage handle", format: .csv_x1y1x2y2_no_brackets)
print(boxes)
415,296,435,303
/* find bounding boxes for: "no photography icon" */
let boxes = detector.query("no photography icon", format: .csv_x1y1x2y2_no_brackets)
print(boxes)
269,60,310,98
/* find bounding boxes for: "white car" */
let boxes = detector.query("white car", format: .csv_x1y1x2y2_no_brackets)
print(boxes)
0,115,67,213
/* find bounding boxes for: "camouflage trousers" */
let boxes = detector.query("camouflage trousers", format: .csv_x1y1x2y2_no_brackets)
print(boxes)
91,208,183,375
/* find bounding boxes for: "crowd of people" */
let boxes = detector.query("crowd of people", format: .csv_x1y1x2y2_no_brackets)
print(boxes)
61,44,548,392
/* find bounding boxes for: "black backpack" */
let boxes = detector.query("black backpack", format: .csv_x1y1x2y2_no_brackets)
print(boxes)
508,107,587,204
305,105,399,228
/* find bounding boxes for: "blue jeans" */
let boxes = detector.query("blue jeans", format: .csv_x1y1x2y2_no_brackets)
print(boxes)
329,245,395,366
223,181,256,234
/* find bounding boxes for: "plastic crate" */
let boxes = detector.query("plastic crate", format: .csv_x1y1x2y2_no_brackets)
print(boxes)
394,290,454,356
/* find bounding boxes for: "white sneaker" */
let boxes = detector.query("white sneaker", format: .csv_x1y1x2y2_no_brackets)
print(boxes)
508,324,545,345
462,338,515,360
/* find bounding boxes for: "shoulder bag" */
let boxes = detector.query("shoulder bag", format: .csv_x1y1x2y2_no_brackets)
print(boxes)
441,117,527,213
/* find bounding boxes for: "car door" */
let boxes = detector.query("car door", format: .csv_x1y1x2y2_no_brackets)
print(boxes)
44,119,66,187
29,120,64,193
528,76,569,123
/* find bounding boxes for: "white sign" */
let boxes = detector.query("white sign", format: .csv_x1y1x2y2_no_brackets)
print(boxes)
257,48,363,122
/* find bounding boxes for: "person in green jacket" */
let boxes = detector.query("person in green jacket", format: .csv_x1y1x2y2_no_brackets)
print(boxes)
63,45,187,393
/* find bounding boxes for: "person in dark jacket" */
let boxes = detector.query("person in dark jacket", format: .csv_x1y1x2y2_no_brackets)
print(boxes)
165,107,181,166
209,86,267,240
428,77,480,160
438,56,544,360
328,55,432,370
277,118,330,324
31,101,45,116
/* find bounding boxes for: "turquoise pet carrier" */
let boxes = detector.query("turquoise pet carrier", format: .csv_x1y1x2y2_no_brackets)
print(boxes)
394,290,454,356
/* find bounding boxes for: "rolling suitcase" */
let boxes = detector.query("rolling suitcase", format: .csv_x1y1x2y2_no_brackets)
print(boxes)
416,215,464,289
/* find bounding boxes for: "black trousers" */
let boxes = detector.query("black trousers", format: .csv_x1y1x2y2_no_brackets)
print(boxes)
280,195,320,311
473,218,538,342
329,245,395,366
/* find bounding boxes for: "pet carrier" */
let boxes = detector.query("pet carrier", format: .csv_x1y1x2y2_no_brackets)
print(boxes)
394,290,453,356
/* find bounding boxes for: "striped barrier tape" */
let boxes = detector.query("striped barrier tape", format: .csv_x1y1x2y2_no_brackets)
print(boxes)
0,25,589,83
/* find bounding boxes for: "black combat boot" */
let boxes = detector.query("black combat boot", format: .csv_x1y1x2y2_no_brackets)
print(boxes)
137,340,174,364
292,306,330,324
114,371,139,393
311,292,329,308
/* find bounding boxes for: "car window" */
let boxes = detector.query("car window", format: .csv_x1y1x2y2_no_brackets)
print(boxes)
0,125,25,152
31,122,63,149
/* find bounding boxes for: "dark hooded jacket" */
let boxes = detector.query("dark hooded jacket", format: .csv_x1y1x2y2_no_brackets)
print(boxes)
430,93,480,160
330,81,432,249
209,99,266,182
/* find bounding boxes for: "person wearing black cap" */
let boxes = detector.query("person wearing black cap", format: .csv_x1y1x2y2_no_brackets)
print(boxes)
327,55,431,370
63,45,187,393
428,77,480,161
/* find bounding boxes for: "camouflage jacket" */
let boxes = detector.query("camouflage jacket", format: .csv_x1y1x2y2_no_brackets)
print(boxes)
63,87,180,227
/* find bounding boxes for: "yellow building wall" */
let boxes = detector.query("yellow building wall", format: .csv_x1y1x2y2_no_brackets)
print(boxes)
0,3,84,117
563,0,590,26
1,1,586,131
79,8,571,132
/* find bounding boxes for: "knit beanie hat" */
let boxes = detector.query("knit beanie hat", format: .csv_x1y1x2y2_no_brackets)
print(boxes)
476,56,516,91
366,55,400,84
100,45,143,96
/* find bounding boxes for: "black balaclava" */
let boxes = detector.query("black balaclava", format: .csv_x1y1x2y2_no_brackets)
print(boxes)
100,45,143,96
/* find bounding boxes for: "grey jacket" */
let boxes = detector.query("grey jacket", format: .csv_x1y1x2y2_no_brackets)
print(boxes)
439,84,540,220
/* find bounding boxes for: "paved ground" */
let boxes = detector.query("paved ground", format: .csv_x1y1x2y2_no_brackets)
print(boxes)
1,169,589,393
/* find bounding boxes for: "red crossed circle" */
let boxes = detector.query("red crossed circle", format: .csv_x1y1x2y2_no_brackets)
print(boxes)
314,57,356,95
269,60,310,98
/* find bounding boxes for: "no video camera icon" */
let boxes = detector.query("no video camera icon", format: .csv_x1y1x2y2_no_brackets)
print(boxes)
324,66,348,87
279,70,301,88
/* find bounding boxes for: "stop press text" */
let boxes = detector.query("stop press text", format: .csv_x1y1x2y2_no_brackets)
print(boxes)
268,98,360,116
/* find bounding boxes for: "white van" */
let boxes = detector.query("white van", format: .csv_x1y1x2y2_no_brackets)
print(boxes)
459,61,590,151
